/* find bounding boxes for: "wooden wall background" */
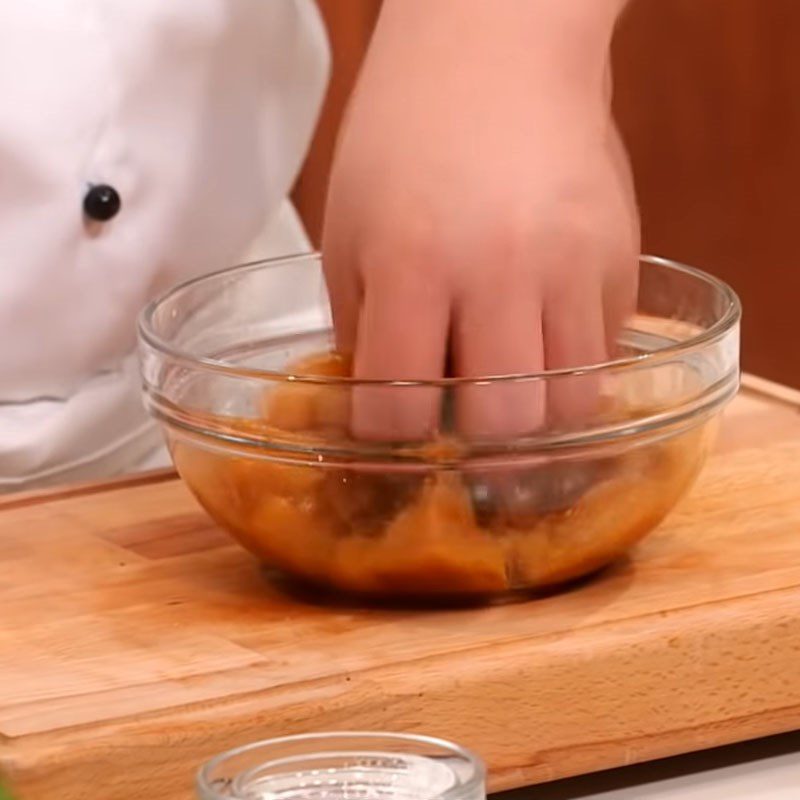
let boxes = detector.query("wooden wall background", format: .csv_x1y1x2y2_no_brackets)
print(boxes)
292,0,383,244
294,0,800,388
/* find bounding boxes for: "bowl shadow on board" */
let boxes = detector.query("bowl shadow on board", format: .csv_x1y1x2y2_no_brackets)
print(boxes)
259,555,637,613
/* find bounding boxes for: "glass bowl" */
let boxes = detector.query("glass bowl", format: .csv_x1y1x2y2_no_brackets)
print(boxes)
196,732,485,800
139,254,740,599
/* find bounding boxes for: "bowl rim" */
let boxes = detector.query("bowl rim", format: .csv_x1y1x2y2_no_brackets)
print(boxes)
138,253,741,387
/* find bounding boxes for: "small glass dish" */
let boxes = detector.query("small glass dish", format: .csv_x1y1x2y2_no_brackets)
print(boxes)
196,732,486,800
139,254,740,599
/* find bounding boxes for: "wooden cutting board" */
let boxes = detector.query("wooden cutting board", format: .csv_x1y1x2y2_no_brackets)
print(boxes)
1,375,800,800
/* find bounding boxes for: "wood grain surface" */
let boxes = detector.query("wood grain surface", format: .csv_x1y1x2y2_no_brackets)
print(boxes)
1,379,800,800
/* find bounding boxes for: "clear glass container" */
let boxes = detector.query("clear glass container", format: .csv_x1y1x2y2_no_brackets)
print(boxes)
139,254,740,599
196,732,486,800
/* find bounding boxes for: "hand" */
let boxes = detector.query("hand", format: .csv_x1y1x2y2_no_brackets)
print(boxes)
323,0,638,441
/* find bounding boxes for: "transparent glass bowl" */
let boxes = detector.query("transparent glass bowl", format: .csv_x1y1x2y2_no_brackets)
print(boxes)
139,254,740,599
196,732,485,800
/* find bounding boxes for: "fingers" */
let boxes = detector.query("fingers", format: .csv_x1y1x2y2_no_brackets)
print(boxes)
604,124,641,356
321,236,362,355
452,279,546,440
351,273,449,441
607,124,639,246
603,264,638,358
543,279,608,426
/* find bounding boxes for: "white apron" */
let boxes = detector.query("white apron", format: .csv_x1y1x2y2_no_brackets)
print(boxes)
0,0,329,490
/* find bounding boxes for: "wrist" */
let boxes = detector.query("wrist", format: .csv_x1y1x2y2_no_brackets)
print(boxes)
372,0,624,111
537,0,626,79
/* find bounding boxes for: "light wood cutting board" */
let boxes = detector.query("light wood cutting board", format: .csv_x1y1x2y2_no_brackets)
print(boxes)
1,376,799,800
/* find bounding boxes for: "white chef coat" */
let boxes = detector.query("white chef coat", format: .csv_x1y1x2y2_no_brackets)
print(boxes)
0,0,330,490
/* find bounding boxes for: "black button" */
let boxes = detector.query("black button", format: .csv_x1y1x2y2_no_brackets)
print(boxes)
83,184,121,222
